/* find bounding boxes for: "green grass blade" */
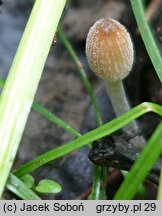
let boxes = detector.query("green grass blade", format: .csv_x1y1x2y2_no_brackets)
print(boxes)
131,0,162,83
14,102,162,177
57,27,102,126
32,103,81,138
114,121,162,200
157,167,162,200
0,76,81,138
91,166,102,200
91,166,107,200
0,78,5,88
0,0,66,197
6,174,41,200
57,28,105,199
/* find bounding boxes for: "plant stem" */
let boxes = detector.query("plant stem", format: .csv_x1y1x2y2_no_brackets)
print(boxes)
0,0,66,198
91,166,102,200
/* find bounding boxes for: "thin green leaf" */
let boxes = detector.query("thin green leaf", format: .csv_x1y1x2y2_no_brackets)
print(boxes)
91,166,107,200
14,102,162,178
35,179,61,194
121,171,146,197
131,0,162,83
91,166,102,200
114,121,162,200
0,78,5,88
58,27,107,200
157,167,162,200
6,174,41,200
32,103,81,138
57,27,102,126
58,28,106,200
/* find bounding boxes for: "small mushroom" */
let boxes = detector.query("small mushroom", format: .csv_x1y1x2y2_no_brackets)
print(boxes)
86,18,145,147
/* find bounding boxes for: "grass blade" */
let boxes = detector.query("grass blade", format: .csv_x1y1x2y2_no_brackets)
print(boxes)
58,27,105,199
57,27,102,126
131,0,162,83
157,167,162,200
114,121,162,200
0,78,4,88
32,103,81,138
14,102,162,177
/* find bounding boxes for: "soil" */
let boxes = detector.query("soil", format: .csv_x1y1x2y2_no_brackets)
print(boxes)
0,0,162,199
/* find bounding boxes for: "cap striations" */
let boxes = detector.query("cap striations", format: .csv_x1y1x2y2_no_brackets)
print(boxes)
86,18,134,82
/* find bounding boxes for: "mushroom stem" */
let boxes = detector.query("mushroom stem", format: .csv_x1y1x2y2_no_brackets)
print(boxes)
105,79,145,148
106,80,131,116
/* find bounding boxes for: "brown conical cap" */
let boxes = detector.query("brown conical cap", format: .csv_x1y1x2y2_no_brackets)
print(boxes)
86,18,134,82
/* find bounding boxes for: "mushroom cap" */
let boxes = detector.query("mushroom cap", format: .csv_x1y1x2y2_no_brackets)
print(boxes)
86,18,134,82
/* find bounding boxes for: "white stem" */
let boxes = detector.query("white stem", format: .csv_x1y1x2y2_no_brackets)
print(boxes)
105,80,145,148
106,80,131,116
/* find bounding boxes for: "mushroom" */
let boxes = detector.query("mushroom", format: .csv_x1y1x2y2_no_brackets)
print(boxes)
86,18,145,147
